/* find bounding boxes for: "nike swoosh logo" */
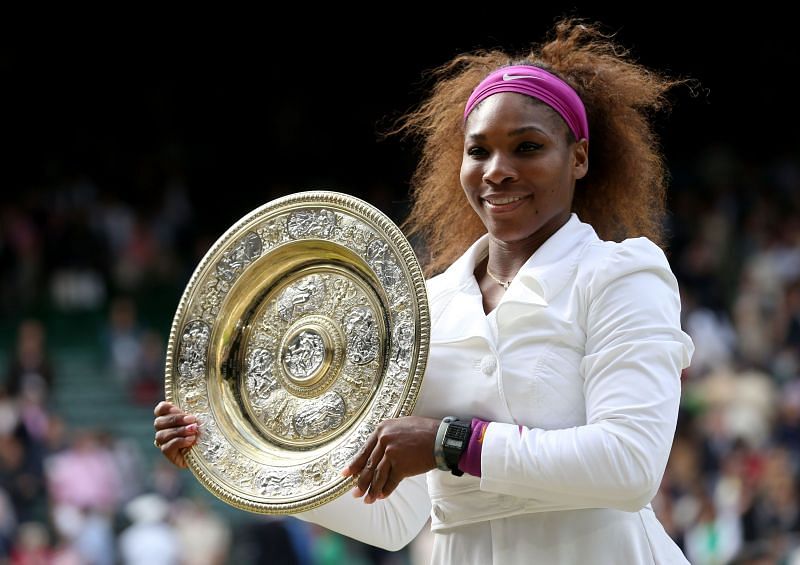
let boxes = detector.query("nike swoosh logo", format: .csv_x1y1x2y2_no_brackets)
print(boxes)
502,73,541,81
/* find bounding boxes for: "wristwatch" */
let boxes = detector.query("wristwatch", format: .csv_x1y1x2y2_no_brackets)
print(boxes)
441,417,471,476
434,416,457,472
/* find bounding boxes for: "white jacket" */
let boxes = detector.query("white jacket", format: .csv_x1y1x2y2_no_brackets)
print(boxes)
299,214,694,564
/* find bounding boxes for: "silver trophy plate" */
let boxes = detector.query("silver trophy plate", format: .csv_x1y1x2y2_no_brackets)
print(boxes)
164,191,429,514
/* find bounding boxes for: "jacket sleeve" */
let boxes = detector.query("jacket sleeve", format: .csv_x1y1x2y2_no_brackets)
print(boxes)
295,473,431,551
480,238,694,512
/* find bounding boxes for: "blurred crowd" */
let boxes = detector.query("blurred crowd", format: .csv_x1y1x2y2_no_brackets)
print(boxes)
1,141,799,564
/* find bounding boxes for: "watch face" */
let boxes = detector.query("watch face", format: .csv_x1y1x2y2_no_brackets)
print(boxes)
444,438,463,449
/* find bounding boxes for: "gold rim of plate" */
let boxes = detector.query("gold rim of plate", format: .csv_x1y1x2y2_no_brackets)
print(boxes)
164,191,429,514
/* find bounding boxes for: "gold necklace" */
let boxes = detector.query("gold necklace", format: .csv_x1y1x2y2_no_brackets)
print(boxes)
485,266,512,290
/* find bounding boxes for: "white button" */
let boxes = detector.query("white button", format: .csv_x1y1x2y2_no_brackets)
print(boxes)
432,504,445,521
480,355,497,375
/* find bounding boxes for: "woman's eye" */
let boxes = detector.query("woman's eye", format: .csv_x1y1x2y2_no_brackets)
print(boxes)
518,142,542,152
467,146,487,157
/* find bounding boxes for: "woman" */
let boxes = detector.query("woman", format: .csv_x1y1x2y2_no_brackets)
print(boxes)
155,18,695,563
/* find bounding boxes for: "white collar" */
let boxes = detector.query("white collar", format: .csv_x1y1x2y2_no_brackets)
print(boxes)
440,213,596,302
430,214,598,343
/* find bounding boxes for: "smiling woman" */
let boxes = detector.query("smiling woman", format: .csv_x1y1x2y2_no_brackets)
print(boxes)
154,17,696,564
460,92,587,287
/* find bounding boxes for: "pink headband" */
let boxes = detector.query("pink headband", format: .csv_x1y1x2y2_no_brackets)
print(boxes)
463,65,589,141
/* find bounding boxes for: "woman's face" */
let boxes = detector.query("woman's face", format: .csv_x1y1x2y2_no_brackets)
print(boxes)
460,92,588,245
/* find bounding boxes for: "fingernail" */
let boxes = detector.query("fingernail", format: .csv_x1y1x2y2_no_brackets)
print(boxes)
184,415,197,424
352,487,363,498
186,423,198,433
187,435,196,444
340,469,351,477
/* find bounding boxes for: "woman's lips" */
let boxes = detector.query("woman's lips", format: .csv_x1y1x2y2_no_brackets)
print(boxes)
482,194,528,212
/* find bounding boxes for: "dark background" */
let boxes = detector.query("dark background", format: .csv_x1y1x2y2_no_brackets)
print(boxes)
1,9,799,564
2,9,795,236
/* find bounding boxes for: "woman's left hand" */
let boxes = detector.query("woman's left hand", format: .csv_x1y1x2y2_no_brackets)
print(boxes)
342,416,439,503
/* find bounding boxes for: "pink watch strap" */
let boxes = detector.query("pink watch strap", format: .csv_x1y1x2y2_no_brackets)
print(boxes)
458,418,489,477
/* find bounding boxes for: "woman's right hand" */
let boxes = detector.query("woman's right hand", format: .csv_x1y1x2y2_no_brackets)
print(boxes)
153,400,198,469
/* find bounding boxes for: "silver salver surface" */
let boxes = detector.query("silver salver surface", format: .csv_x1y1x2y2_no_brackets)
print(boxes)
164,191,429,514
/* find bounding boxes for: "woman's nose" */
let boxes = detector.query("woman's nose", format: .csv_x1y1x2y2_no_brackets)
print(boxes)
482,153,517,185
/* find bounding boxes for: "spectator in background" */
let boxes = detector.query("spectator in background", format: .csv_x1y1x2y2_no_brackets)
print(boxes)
0,428,47,524
104,296,144,387
171,497,231,565
0,488,17,559
118,493,179,565
10,521,55,565
4,319,54,404
684,489,742,565
4,320,53,465
52,504,115,565
232,517,305,565
45,178,110,311
130,329,165,406
44,429,122,514
0,204,43,313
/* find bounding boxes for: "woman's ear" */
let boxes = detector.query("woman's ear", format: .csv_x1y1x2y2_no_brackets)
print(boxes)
573,138,589,180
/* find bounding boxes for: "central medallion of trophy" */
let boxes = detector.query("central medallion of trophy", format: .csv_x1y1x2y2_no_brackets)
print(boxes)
242,270,385,449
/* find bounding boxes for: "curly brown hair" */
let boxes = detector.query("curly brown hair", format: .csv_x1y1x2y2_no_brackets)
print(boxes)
395,18,689,276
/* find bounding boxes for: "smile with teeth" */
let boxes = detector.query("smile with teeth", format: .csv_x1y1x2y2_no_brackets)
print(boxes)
484,195,525,206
